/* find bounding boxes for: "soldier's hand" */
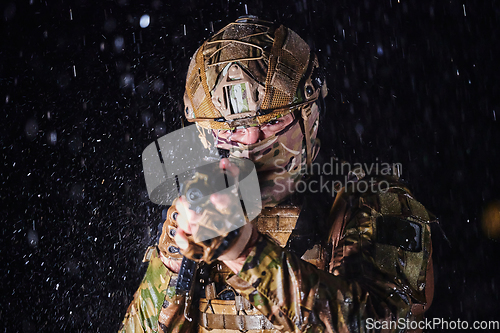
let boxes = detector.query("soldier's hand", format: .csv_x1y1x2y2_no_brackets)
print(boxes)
171,158,260,266
173,158,240,250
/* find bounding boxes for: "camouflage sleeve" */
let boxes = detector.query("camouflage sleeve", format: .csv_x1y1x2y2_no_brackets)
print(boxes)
227,235,406,332
227,183,433,332
119,248,175,333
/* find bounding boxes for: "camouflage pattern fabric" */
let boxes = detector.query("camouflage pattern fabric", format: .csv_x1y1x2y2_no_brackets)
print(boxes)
119,249,176,333
224,176,434,332
120,175,434,332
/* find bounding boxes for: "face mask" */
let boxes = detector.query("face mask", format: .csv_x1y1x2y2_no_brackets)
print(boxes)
215,107,320,207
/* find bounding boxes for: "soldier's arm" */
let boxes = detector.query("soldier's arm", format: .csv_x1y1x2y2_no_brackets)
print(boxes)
226,183,434,332
119,252,196,333
118,249,175,333
119,205,186,333
225,234,408,332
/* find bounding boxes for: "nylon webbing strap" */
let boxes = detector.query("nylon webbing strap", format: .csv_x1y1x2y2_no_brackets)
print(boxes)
200,312,275,330
301,104,313,166
195,45,219,119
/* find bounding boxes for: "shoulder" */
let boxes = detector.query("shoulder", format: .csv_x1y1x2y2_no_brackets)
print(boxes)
342,174,434,226
332,175,434,303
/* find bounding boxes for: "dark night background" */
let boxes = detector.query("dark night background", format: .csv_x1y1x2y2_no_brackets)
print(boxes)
1,0,499,332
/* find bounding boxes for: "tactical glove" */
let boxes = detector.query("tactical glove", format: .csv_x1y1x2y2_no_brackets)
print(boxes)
169,197,255,264
158,204,184,264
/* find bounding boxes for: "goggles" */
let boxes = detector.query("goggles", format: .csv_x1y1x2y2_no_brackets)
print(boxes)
215,111,296,141
191,93,319,131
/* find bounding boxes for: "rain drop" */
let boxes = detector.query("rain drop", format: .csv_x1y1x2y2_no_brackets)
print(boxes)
114,36,125,52
153,79,164,93
68,135,83,153
25,118,38,139
120,73,134,89
141,111,153,127
48,131,57,145
140,14,150,28
154,122,167,137
355,123,364,138
27,229,39,248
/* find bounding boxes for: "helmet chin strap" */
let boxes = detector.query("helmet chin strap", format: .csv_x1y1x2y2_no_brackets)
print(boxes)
300,105,313,168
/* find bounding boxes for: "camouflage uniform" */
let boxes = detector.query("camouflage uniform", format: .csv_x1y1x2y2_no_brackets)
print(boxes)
119,17,434,333
119,250,174,333
119,173,434,333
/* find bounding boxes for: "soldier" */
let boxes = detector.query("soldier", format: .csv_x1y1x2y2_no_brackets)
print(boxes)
120,16,434,333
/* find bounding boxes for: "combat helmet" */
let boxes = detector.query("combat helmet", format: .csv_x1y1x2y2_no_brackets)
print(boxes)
183,16,327,166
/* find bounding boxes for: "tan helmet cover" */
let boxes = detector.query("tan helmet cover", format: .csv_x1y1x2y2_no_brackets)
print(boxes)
184,17,318,130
